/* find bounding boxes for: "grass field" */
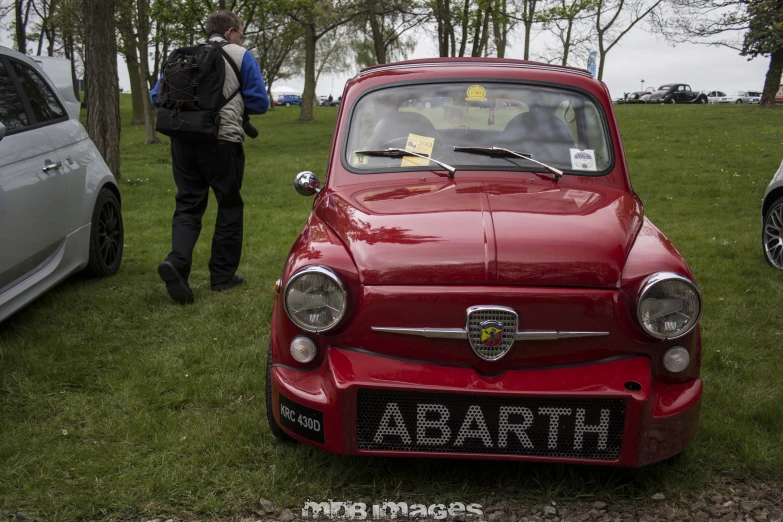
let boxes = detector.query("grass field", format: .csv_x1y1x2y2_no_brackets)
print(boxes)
1,98,782,521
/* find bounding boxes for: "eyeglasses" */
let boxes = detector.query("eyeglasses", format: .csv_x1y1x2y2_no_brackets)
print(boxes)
232,27,245,44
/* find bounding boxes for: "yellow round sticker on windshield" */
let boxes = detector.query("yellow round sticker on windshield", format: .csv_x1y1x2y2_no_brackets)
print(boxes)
466,85,487,101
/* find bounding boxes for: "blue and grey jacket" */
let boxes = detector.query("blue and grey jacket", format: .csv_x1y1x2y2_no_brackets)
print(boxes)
151,35,269,142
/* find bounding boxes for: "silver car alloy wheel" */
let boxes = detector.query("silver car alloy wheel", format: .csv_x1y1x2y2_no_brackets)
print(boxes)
764,201,783,269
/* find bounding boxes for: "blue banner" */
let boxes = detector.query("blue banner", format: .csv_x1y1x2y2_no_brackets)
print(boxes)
587,51,597,79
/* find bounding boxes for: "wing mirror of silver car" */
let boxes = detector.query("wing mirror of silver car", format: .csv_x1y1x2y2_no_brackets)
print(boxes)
294,171,321,196
0,122,6,142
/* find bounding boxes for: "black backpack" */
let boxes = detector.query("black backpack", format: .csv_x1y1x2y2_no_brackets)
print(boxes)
155,41,240,142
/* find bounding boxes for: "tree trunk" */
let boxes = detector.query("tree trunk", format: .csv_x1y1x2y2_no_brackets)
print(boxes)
562,18,573,66
478,5,490,56
760,49,782,108
597,45,606,81
446,0,456,56
83,0,121,177
137,0,159,143
15,0,31,53
436,0,448,56
470,10,484,56
37,18,47,55
458,0,470,56
491,0,507,58
118,28,144,124
524,20,532,60
367,0,386,64
126,53,145,124
64,33,80,102
299,23,317,121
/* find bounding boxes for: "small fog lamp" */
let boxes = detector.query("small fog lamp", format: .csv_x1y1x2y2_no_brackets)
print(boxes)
663,346,690,373
290,336,317,363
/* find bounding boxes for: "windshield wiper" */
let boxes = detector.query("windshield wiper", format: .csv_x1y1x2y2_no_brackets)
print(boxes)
353,148,456,178
452,146,563,180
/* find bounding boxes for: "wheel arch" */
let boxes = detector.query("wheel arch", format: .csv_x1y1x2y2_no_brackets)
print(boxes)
762,187,783,218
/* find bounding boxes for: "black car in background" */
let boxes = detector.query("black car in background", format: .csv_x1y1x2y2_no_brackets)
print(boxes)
647,83,708,104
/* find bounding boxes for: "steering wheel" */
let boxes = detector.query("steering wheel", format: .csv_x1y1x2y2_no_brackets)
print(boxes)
376,136,450,162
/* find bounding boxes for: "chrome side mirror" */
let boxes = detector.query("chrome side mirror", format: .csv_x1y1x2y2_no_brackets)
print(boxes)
0,122,6,142
294,171,321,196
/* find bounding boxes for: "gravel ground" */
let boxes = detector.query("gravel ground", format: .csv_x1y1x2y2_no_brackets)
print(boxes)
4,477,782,522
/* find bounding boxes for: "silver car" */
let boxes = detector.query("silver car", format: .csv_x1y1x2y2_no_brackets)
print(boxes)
724,90,762,104
0,45,123,323
762,160,783,269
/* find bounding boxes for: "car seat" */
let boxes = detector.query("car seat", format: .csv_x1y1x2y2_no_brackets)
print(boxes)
365,111,439,150
500,109,575,165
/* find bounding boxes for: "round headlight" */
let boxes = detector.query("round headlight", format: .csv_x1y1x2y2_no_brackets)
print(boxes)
637,272,701,340
284,266,346,332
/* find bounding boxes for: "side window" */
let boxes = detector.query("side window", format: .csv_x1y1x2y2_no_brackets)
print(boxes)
0,60,29,132
11,61,65,124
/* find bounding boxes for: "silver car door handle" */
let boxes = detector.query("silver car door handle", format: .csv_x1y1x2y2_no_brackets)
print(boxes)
42,161,62,172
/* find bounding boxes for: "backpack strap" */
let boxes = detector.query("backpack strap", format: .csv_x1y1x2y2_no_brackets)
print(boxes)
214,41,242,110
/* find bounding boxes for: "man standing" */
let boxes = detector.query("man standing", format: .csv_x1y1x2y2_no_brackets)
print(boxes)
151,10,269,304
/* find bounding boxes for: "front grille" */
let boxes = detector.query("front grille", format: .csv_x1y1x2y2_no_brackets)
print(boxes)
357,389,625,460
467,307,517,360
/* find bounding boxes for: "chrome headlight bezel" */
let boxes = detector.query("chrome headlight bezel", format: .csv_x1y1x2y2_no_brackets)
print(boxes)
284,266,347,333
636,272,702,340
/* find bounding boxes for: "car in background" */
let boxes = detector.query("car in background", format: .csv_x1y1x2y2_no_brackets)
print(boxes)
718,91,761,104
762,160,783,270
706,90,727,103
734,91,761,104
277,94,302,106
321,96,341,107
268,58,704,468
647,83,708,104
0,45,123,323
625,90,653,103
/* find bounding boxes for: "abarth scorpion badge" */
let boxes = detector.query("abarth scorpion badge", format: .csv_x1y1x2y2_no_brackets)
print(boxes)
480,320,504,346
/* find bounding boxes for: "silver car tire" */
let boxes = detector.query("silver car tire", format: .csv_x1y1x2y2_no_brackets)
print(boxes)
763,197,783,269
668,98,676,104
85,188,123,277
736,100,742,104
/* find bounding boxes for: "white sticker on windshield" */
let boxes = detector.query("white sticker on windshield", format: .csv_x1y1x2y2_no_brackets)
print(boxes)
570,149,597,171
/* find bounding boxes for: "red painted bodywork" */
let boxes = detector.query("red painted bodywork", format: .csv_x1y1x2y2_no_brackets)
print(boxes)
270,58,702,467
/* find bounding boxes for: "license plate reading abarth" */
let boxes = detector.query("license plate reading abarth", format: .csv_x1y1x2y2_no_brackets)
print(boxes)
357,390,625,460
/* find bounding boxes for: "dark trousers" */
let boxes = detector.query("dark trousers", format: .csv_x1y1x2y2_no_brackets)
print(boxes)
167,138,245,286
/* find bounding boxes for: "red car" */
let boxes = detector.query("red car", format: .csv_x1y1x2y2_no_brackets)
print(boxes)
266,58,703,468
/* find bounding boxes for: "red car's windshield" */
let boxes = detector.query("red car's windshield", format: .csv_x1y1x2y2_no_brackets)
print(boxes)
344,82,612,175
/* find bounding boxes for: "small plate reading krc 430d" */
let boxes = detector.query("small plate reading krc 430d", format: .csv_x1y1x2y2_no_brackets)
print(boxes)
279,393,324,443
357,389,625,460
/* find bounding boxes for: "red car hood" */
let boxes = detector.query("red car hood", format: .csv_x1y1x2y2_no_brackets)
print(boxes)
318,180,642,288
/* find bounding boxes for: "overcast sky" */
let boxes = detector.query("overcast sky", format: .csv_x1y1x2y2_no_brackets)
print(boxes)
296,28,770,99
2,20,772,100
237,24,773,100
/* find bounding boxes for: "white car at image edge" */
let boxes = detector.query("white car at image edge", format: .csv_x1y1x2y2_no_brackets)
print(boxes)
0,45,123,323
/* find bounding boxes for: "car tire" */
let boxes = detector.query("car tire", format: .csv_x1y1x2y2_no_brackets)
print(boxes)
84,188,123,277
763,196,783,269
698,96,707,104
668,98,676,104
736,100,742,104
285,102,290,107
266,343,294,442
